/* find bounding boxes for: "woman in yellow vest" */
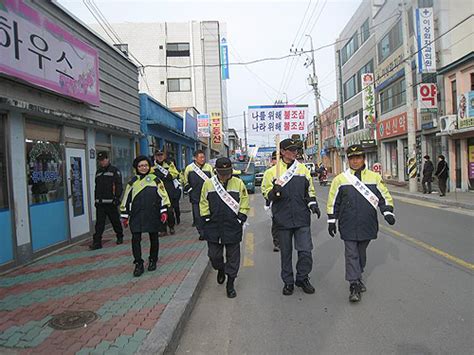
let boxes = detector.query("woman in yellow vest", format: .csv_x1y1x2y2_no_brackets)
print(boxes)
120,156,171,277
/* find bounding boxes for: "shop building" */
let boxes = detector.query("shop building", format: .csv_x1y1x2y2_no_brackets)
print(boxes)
0,0,140,269
320,102,343,174
139,94,198,170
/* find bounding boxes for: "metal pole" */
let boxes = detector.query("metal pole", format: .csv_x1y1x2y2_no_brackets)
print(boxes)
306,34,321,165
243,111,248,155
401,2,417,192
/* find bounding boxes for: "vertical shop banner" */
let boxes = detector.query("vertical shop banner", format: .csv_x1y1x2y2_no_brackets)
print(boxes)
70,156,84,217
469,145,474,179
361,73,376,128
415,7,436,73
335,119,345,148
220,38,229,80
0,0,100,105
248,105,308,135
197,114,210,138
457,91,474,129
418,83,438,112
210,111,223,151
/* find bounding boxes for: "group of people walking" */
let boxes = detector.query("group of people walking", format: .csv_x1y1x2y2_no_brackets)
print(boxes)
90,140,397,303
422,154,449,196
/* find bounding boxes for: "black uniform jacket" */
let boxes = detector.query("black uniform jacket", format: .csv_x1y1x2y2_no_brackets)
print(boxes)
95,164,123,204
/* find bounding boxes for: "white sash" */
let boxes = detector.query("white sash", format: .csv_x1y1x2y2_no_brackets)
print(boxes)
343,169,379,209
191,162,210,182
155,163,169,177
276,160,299,187
211,176,240,215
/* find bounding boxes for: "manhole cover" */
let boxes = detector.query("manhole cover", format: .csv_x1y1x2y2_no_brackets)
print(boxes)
48,311,98,330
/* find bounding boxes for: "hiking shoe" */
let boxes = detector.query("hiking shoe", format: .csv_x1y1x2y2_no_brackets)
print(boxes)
349,283,361,302
282,283,294,296
295,278,315,294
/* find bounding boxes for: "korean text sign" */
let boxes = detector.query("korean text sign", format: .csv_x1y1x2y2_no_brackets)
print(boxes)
376,112,418,139
418,83,437,112
415,7,436,73
210,111,223,151
0,0,100,105
361,73,376,127
248,104,308,135
197,114,210,138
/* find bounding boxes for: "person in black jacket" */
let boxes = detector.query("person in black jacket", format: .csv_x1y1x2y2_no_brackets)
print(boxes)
120,156,170,277
422,155,434,194
90,152,124,250
435,155,449,197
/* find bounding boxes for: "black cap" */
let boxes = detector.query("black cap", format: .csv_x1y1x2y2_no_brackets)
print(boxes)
271,151,277,159
346,144,365,158
215,157,233,174
97,151,108,160
154,149,164,155
280,138,298,151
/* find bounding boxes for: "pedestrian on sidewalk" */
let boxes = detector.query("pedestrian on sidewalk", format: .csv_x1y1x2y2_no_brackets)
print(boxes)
199,157,250,298
153,149,181,235
183,150,213,240
422,155,434,194
327,144,395,303
435,155,449,197
120,156,170,277
262,139,321,296
90,151,124,250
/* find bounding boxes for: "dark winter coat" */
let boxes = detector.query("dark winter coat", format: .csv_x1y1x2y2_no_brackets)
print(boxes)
435,160,449,180
94,164,123,204
422,160,434,179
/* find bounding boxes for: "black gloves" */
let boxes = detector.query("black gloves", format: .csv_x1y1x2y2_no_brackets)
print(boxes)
309,204,321,218
384,213,396,225
328,222,337,237
268,184,282,201
237,212,247,224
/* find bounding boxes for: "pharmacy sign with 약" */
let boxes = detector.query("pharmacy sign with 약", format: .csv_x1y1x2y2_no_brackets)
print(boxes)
248,104,308,135
0,0,100,105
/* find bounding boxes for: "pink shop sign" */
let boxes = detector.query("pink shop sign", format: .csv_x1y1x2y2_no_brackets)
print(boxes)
0,0,100,105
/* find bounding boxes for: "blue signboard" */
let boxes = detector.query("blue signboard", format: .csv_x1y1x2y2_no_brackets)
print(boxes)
220,38,229,80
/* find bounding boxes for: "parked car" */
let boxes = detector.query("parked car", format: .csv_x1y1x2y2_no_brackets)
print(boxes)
254,165,267,186
305,162,317,177
232,161,256,194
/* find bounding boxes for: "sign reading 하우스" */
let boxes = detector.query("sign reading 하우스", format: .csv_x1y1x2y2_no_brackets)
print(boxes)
210,111,223,151
415,7,437,73
247,104,308,135
0,0,100,105
197,114,210,138
361,73,376,128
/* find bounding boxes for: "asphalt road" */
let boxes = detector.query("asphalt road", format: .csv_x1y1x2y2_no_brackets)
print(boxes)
176,183,474,355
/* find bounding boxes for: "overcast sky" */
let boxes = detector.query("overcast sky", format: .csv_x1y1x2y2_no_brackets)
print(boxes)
59,0,362,146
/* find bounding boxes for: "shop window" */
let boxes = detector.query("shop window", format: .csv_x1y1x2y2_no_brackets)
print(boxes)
112,136,133,183
0,119,8,210
168,78,191,92
166,43,190,57
25,123,65,205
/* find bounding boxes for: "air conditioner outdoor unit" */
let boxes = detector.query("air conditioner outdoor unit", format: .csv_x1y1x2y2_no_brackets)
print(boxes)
439,115,457,133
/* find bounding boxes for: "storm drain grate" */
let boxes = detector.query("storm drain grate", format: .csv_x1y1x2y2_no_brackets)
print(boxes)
48,311,98,330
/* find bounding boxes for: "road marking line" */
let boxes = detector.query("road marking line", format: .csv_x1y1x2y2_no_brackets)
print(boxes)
380,225,474,271
248,207,255,217
243,232,254,267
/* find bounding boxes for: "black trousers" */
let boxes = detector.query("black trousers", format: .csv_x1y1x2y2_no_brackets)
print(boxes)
132,232,159,264
344,240,370,282
438,177,447,195
277,226,313,284
271,222,279,248
192,203,204,238
93,204,123,245
422,175,432,193
207,242,241,278
166,198,181,228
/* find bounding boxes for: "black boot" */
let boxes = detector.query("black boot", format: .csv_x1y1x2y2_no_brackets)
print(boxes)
217,269,226,284
148,260,157,271
282,283,294,296
226,277,236,298
89,243,102,250
358,279,367,293
116,236,123,245
133,262,144,277
349,282,361,302
176,215,181,225
295,278,315,294
169,227,175,235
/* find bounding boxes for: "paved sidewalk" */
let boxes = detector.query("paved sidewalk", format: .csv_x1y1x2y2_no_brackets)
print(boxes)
0,203,207,355
387,183,474,210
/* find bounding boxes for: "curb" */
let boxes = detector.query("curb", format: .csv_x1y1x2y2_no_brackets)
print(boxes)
137,245,210,355
390,190,474,210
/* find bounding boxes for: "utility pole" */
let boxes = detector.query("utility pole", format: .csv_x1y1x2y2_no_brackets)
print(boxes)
243,111,248,155
305,34,321,165
401,2,417,193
